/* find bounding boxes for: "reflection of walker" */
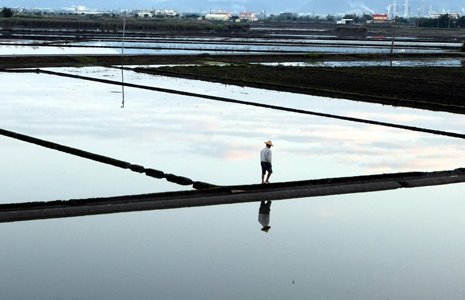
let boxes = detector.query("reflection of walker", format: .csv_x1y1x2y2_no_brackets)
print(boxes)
258,200,272,232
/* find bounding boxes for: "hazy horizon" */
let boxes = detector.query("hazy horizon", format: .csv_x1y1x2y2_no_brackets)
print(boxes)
3,0,465,15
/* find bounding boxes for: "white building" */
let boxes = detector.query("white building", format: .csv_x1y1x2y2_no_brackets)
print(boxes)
135,10,153,17
239,12,258,22
71,5,103,15
205,11,232,21
336,18,354,24
154,9,178,17
430,12,461,19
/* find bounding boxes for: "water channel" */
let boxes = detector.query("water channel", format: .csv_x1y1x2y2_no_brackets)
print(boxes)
1,44,465,299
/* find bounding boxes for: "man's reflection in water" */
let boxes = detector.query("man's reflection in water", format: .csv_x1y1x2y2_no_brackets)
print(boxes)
258,200,272,233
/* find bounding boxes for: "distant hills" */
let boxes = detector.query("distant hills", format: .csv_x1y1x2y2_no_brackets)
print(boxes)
5,0,465,15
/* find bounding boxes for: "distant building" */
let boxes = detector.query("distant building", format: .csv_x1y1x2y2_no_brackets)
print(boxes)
239,12,258,22
336,18,354,25
372,13,389,23
430,12,461,19
205,11,232,21
135,10,153,18
154,9,178,17
72,5,103,15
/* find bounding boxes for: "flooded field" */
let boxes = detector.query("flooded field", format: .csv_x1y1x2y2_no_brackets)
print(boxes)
0,36,459,56
271,58,465,67
2,41,465,298
3,67,465,200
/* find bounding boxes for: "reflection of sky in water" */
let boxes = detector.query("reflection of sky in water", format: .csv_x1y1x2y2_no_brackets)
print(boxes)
0,41,448,55
78,39,460,47
263,59,465,67
1,186,465,299
2,67,465,201
2,68,465,299
79,40,447,54
0,45,119,55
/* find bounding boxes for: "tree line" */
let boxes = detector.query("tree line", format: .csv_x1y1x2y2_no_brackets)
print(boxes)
418,14,465,28
1,7,13,17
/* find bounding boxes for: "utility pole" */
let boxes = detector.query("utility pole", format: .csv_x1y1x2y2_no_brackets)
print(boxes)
121,16,126,108
390,18,397,55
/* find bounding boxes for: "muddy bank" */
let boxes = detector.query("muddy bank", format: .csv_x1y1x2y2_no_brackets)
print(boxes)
0,127,215,189
139,63,465,115
1,168,465,223
0,53,346,69
3,52,465,115
0,52,463,69
23,68,465,140
3,52,465,114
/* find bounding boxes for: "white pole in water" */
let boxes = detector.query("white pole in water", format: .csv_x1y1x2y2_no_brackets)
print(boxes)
121,16,126,108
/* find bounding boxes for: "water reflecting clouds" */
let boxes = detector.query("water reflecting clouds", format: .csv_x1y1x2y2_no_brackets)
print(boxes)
2,66,465,299
3,67,465,194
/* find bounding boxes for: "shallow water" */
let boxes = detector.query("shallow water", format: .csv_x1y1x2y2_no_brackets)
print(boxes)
0,44,119,55
3,67,465,201
1,67,465,299
262,59,465,67
0,38,451,56
77,40,449,54
2,186,465,300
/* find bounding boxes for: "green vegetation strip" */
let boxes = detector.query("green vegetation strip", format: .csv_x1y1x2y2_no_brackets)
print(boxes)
147,65,465,115
0,128,215,190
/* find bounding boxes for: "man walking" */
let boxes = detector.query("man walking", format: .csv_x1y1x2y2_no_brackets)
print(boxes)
260,140,273,184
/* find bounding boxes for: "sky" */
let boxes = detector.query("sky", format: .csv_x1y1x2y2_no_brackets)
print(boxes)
2,0,465,14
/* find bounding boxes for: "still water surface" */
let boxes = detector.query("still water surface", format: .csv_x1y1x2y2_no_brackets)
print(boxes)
1,67,465,299
269,59,465,67
0,38,454,55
